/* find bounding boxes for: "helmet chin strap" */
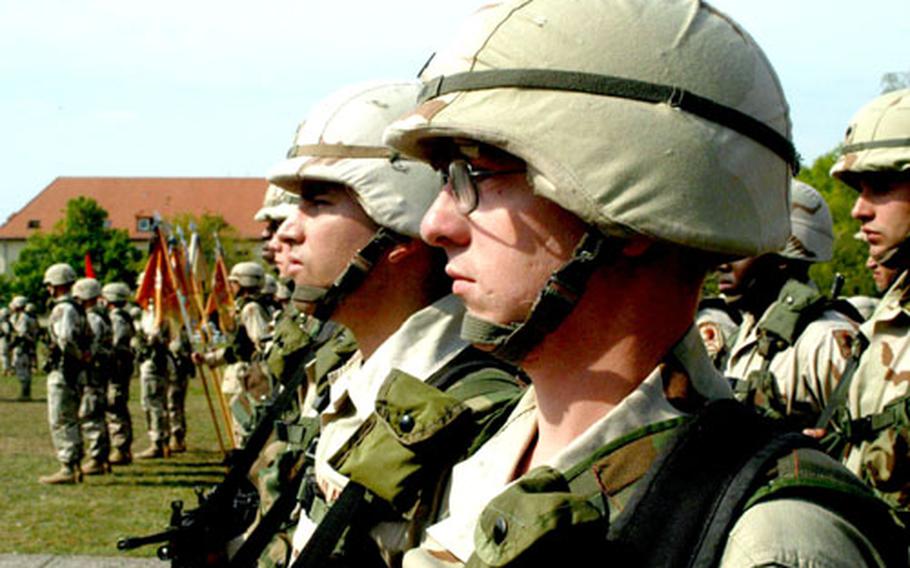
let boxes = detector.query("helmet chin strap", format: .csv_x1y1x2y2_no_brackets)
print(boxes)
874,234,910,271
291,227,408,322
460,228,610,365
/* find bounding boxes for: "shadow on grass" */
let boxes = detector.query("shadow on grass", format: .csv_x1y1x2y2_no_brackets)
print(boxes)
0,396,47,403
102,479,223,488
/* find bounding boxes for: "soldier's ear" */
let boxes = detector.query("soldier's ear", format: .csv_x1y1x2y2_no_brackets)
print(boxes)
620,235,654,258
387,239,422,265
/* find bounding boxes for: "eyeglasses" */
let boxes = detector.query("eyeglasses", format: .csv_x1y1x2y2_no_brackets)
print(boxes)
441,159,526,215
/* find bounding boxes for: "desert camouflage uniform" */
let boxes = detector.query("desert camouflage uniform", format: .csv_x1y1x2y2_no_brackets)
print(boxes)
138,310,175,451
107,304,135,457
11,307,39,399
843,270,910,515
204,295,271,446
725,288,860,428
291,295,525,566
46,295,91,468
81,304,113,463
405,328,887,568
0,310,11,374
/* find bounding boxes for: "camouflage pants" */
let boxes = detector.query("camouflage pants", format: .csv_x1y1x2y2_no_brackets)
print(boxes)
12,347,32,397
140,359,170,444
0,340,9,373
140,358,188,444
168,369,188,443
106,369,133,455
46,369,83,466
80,370,110,461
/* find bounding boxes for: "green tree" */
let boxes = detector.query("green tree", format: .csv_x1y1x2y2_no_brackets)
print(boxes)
881,71,910,94
800,151,876,297
166,212,255,271
11,197,144,306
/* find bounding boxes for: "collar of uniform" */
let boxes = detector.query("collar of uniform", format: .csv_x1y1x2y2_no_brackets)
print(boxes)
861,270,910,339
324,294,468,422
425,326,731,562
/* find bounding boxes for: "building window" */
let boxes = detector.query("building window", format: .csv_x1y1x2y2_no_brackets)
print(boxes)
137,217,153,232
27,219,40,229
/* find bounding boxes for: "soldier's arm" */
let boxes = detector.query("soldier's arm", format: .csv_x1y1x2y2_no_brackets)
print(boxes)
242,303,271,349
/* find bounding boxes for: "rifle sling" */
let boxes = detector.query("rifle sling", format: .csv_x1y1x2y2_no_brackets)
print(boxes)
291,481,369,568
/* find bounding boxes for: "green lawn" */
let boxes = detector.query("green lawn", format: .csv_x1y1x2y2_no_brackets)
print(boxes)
0,369,228,558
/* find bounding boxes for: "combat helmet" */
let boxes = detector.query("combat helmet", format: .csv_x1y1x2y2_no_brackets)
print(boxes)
778,180,834,263
268,81,441,319
102,282,132,303
831,88,910,189
262,273,278,296
25,303,37,315
254,184,300,223
9,296,28,310
229,262,266,289
43,263,77,287
73,277,102,301
385,0,794,362
831,88,910,267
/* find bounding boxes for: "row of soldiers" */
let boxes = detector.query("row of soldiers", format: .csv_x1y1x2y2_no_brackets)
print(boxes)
0,297,40,400
123,2,910,567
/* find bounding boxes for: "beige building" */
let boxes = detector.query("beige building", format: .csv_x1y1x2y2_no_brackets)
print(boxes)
0,177,268,275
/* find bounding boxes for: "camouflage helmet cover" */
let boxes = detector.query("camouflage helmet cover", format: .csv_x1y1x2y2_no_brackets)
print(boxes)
229,261,265,289
254,183,300,222
268,81,442,238
73,277,102,300
43,263,77,286
10,296,28,310
778,180,834,263
384,0,794,257
102,282,132,303
831,88,910,188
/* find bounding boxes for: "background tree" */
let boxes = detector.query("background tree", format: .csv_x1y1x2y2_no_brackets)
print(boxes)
9,197,143,307
166,212,256,270
881,70,910,94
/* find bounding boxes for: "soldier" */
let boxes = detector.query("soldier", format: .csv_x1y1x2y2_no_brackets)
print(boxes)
102,282,136,465
695,298,741,370
268,81,523,567
9,296,38,400
73,277,113,475
827,88,910,522
0,306,11,376
718,181,861,428
193,261,271,446
39,263,91,484
256,183,300,266
135,309,176,459
381,0,901,565
867,255,899,294
261,274,282,322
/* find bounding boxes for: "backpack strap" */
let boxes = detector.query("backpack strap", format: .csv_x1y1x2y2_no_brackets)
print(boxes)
607,399,814,568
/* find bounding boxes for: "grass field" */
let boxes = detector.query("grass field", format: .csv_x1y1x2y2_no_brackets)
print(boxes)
0,369,228,558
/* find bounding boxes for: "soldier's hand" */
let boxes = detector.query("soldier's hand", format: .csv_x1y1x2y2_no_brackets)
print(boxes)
802,427,826,440
191,351,206,366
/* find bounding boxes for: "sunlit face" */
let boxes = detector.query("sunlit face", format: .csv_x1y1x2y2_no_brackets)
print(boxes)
851,177,910,261
420,144,587,326
259,219,281,265
270,216,295,279
276,181,378,293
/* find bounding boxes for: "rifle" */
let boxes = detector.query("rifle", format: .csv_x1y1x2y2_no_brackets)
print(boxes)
117,327,322,566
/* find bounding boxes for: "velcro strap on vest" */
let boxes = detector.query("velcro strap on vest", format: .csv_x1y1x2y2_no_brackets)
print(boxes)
419,69,799,174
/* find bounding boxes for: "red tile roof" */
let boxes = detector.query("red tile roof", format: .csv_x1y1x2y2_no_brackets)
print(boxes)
0,177,268,240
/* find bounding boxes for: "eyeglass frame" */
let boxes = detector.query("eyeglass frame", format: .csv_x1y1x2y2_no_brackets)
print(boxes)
440,159,526,215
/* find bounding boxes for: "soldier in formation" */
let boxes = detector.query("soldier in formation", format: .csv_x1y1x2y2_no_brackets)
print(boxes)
718,181,861,428
102,282,136,465
0,307,11,376
372,0,903,565
9,295,38,400
39,263,91,485
73,277,113,475
192,261,271,447
827,87,910,526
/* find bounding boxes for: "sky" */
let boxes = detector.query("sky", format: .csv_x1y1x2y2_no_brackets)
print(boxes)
1,0,907,225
